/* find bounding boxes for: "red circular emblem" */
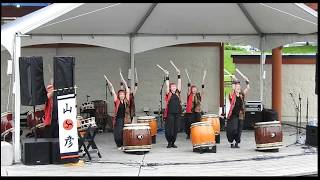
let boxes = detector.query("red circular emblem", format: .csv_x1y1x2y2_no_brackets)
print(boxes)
63,119,73,130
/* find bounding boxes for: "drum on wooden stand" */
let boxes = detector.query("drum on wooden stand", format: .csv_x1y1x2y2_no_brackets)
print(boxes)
26,108,45,128
123,123,151,153
254,121,283,151
80,101,95,112
1,112,13,141
201,114,221,143
137,116,157,144
190,122,216,153
26,108,45,138
77,116,97,136
92,100,108,132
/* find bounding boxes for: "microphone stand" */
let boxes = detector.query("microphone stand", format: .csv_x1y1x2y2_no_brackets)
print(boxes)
287,92,302,147
299,93,302,134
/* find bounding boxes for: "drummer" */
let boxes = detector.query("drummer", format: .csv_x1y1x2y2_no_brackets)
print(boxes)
163,67,182,148
43,81,56,138
185,83,204,139
105,72,131,150
120,71,138,121
226,78,250,148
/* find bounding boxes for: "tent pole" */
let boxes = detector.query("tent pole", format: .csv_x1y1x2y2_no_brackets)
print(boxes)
13,33,21,163
130,35,135,89
259,35,265,104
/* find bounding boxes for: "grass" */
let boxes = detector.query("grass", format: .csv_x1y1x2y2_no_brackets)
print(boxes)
282,45,317,54
264,45,318,54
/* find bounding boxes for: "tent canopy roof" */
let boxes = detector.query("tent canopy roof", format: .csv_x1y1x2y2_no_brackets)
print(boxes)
1,3,318,55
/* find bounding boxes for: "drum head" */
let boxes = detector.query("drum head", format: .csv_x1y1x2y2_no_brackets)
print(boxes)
255,121,280,125
191,122,211,127
202,114,219,118
1,112,12,117
124,123,149,127
137,116,156,120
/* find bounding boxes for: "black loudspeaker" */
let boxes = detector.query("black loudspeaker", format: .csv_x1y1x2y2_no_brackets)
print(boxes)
50,138,79,164
243,111,263,130
21,138,51,165
306,125,318,147
243,112,255,130
263,109,279,122
19,56,47,106
53,56,75,89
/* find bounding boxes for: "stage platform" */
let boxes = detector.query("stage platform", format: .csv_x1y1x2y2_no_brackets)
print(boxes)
1,124,318,176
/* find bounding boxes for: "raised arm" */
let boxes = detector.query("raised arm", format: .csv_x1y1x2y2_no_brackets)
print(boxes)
231,75,238,90
104,75,117,102
201,84,205,99
165,70,170,94
243,79,250,95
201,70,207,98
187,82,191,95
120,82,124,90
177,69,181,92
133,82,138,95
133,68,138,95
120,69,130,101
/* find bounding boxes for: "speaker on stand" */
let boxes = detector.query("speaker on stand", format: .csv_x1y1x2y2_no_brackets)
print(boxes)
50,56,76,138
19,56,47,139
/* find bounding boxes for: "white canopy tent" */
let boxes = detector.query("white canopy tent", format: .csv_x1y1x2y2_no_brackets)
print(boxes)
1,3,317,162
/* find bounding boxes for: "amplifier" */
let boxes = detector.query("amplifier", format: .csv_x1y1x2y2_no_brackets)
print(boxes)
306,125,318,147
21,138,51,165
245,101,263,111
243,111,263,130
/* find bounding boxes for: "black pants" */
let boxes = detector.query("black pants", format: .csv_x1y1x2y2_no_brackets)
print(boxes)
165,113,180,144
113,117,124,147
226,115,244,144
185,112,201,136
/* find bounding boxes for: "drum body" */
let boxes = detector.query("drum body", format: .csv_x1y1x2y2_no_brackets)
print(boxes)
1,112,13,141
137,116,157,137
1,112,12,133
190,122,215,149
254,121,283,150
123,123,151,152
26,108,45,128
201,114,220,135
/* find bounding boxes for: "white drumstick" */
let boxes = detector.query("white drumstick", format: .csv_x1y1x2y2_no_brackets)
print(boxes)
103,74,110,83
225,69,238,80
224,69,232,76
185,69,191,82
156,64,167,73
119,68,125,81
170,60,179,72
236,68,249,81
135,68,138,83
202,70,207,83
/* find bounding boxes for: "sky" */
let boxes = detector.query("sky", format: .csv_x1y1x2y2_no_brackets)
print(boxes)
1,3,50,7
